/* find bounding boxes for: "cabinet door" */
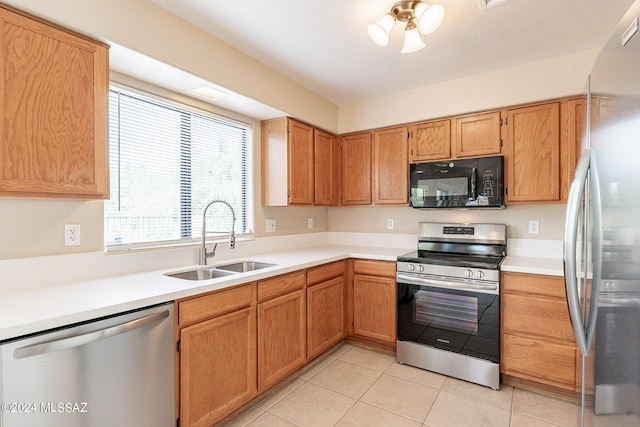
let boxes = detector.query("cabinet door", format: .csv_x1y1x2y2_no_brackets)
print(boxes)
454,112,502,158
505,102,560,202
288,119,314,205
353,274,396,344
560,99,585,202
258,289,306,390
502,334,577,390
261,117,288,206
341,132,372,205
0,7,109,198
314,129,337,206
180,307,257,427
502,293,575,342
373,126,408,205
307,276,345,360
409,120,451,162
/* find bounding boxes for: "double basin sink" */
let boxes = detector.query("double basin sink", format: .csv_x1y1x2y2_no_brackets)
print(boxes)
165,261,277,281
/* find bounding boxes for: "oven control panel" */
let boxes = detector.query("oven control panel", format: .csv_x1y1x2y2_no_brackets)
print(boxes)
396,261,500,283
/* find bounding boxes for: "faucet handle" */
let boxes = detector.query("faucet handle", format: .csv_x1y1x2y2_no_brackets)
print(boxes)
229,231,236,249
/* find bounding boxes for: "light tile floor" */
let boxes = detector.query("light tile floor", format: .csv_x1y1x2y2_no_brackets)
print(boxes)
224,343,639,427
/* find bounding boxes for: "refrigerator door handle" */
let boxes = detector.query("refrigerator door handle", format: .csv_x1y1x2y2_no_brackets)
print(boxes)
586,155,603,353
13,309,170,359
564,149,594,356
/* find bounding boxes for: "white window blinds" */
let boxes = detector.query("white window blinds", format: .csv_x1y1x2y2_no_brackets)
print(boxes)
105,86,252,250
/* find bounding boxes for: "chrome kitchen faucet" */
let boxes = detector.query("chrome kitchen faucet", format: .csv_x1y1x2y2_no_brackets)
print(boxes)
199,199,236,265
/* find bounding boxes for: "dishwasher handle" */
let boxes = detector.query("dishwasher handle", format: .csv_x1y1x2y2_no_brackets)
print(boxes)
13,309,170,360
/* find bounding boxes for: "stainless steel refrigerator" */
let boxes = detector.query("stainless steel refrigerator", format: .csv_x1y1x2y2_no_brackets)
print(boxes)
564,0,640,425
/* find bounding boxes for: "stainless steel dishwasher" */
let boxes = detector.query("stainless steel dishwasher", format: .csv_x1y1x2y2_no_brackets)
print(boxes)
0,302,175,427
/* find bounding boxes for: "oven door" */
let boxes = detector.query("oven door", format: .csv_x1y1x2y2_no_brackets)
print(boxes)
397,272,500,363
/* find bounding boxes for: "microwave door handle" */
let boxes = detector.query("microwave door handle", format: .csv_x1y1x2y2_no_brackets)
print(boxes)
471,167,477,200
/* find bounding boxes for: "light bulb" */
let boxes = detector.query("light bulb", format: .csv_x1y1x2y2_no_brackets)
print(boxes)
367,13,395,46
401,20,425,53
418,4,444,35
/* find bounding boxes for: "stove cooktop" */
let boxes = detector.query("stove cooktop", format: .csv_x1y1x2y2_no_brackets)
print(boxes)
397,251,504,271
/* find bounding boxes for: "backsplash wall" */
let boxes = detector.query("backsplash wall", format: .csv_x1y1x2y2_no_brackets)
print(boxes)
328,204,566,240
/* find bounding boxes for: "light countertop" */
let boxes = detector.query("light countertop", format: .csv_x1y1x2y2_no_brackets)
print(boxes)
0,245,407,342
0,243,564,342
501,256,564,277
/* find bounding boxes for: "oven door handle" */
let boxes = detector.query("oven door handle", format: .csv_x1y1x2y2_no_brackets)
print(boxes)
397,273,498,293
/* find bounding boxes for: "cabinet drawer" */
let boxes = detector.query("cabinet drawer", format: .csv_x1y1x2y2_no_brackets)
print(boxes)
258,271,305,301
502,272,567,299
353,260,395,277
307,261,345,286
178,284,255,325
502,334,577,390
503,293,574,342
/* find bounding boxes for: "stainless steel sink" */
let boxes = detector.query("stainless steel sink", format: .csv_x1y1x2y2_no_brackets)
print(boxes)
215,261,277,273
164,267,237,281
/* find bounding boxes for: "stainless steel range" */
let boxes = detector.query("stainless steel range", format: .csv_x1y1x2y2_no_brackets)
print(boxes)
396,222,506,389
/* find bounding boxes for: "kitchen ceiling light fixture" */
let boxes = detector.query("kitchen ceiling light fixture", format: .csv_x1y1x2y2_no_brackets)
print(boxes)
368,1,445,53
189,85,229,101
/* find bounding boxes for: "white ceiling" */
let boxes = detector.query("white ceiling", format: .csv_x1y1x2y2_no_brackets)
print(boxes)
145,0,634,106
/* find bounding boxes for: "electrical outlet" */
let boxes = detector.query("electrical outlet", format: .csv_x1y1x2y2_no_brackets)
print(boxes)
528,220,540,235
387,218,394,230
307,217,314,229
64,224,81,246
266,218,276,233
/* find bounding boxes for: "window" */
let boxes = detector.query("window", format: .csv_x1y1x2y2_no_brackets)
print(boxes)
105,85,252,250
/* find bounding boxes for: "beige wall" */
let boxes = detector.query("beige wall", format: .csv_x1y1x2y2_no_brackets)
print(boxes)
329,204,567,240
0,0,583,260
4,0,339,133
338,49,596,134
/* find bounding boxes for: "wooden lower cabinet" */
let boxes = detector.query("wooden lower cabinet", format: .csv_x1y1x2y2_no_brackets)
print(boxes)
351,260,396,345
257,272,307,390
307,261,345,360
501,272,586,396
177,285,257,427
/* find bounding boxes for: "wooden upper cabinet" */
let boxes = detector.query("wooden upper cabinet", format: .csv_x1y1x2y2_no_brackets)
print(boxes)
261,117,314,206
373,126,408,205
341,132,372,205
409,119,451,162
560,98,585,202
0,6,109,198
314,129,338,206
505,102,561,203
454,111,502,158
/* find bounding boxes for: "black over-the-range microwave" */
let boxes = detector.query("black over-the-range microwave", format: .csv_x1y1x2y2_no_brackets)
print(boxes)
409,155,505,208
